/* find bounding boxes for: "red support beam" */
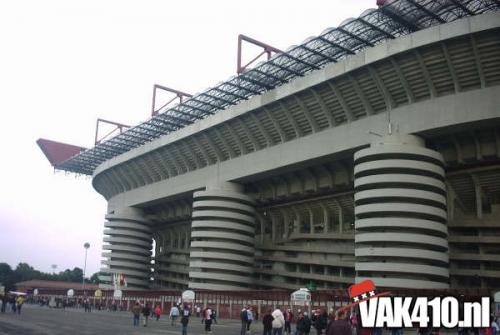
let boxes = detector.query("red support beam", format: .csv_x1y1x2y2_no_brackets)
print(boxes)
152,84,193,116
237,34,283,74
94,118,130,145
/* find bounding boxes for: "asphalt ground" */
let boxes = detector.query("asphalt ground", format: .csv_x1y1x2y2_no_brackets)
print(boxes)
0,304,262,335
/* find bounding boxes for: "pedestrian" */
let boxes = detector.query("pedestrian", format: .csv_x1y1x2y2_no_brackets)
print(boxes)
247,307,254,333
212,308,218,324
1,294,7,313
15,295,24,315
312,309,327,335
284,309,293,335
492,316,500,335
350,311,359,335
203,306,213,333
272,306,286,335
10,295,17,313
196,305,201,318
262,309,274,335
132,302,141,327
170,304,180,326
297,311,312,335
154,304,162,321
142,302,151,327
181,305,191,335
326,309,351,335
241,306,249,335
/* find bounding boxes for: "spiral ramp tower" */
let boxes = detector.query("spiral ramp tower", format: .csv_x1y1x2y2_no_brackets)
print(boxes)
189,182,256,290
99,207,153,290
354,134,449,289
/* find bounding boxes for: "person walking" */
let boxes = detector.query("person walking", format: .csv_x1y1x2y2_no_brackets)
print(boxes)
142,303,151,327
284,309,293,335
241,306,249,335
154,304,162,321
272,306,286,335
132,302,141,327
203,306,213,333
15,295,24,315
297,311,312,335
1,294,7,313
262,309,274,335
170,304,180,326
350,311,359,335
326,309,351,335
181,305,191,335
247,307,255,333
312,309,327,335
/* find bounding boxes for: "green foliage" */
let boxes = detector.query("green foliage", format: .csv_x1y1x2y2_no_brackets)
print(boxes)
0,262,100,290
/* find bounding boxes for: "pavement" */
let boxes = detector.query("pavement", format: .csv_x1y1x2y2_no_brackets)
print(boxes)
0,304,260,335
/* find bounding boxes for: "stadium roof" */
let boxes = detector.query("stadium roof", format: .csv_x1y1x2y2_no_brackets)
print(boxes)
47,0,499,175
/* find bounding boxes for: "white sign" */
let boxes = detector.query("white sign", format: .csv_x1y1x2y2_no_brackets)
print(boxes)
67,289,74,297
494,291,500,303
291,288,311,306
113,289,122,299
0,285,5,295
182,290,195,303
33,289,39,296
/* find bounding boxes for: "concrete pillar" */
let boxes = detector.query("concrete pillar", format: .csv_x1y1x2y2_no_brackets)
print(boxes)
354,134,449,289
99,207,153,290
188,181,256,290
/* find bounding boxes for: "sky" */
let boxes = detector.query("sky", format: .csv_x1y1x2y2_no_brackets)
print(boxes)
0,0,375,277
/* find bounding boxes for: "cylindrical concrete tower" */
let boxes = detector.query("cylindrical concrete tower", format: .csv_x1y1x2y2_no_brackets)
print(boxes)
354,134,449,289
99,207,153,290
188,182,256,290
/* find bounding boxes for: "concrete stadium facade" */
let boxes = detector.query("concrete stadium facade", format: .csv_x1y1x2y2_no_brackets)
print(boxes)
92,11,500,291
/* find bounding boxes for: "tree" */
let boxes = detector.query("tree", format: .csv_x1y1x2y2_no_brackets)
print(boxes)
0,263,15,291
89,272,100,284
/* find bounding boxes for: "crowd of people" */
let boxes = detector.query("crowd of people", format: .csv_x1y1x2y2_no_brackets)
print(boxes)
3,293,500,335
129,301,219,334
0,293,25,314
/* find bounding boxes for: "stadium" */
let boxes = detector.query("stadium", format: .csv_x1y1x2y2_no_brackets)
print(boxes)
38,0,500,292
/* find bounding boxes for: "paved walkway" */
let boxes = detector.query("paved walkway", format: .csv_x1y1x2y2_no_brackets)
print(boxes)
0,304,261,335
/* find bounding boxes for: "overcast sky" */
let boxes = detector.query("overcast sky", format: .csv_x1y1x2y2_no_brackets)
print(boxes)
0,0,374,277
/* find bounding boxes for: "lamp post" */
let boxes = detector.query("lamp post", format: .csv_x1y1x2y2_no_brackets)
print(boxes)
83,242,90,296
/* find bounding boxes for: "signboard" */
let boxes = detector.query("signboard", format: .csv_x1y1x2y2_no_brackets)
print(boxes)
113,289,122,299
67,289,74,297
291,288,311,306
33,289,39,296
495,291,500,315
182,290,195,304
0,285,5,295
94,289,102,298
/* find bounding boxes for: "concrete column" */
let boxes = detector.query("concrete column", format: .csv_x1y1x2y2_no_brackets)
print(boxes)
188,181,256,290
354,134,450,289
99,207,153,290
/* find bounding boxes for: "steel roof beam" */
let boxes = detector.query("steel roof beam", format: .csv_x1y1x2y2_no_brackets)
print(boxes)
224,80,262,95
379,6,420,32
278,52,320,70
356,18,395,39
238,74,274,90
406,0,446,23
186,97,221,110
252,68,288,84
199,91,236,105
299,44,338,63
316,36,355,55
336,27,374,47
449,0,474,15
211,86,249,100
